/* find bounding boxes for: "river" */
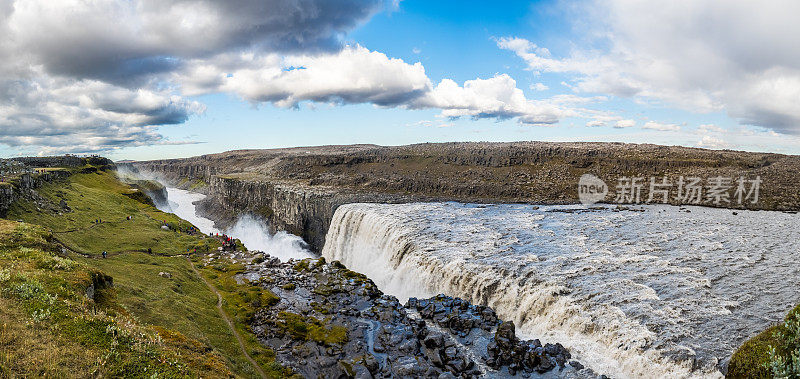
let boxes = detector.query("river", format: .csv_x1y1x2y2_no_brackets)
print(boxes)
157,186,313,261
322,202,800,378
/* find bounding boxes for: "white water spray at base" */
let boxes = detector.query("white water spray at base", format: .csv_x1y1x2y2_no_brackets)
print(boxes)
226,214,312,261
157,186,312,261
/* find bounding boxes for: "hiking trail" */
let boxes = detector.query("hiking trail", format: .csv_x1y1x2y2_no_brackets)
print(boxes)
187,256,267,379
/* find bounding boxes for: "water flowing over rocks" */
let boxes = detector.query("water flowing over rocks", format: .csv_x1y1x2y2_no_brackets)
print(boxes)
211,249,597,378
321,202,800,378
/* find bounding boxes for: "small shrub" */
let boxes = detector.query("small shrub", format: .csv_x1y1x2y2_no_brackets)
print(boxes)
766,311,800,377
308,324,348,345
0,269,10,282
294,260,310,272
274,312,348,345
31,308,52,322
9,280,46,300
35,255,76,271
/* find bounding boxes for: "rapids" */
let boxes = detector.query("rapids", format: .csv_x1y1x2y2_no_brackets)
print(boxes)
321,202,800,378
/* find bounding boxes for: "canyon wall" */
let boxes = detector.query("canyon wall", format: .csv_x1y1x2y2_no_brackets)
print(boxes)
131,166,419,251
131,142,800,252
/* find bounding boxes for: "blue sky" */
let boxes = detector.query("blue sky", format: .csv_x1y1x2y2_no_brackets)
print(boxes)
2,0,799,159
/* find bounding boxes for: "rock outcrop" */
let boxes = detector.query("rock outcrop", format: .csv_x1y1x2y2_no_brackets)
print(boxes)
194,176,421,252
116,164,170,207
209,250,596,378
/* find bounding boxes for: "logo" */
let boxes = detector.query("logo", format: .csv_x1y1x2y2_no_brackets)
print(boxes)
578,174,608,205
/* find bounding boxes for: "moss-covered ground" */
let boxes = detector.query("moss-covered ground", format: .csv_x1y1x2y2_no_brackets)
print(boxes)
729,304,800,378
193,256,288,375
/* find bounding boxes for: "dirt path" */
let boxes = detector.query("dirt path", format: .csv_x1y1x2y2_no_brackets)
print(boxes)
187,257,267,379
50,234,177,259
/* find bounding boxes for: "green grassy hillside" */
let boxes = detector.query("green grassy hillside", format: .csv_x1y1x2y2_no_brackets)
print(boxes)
0,219,232,377
9,170,208,256
1,167,288,378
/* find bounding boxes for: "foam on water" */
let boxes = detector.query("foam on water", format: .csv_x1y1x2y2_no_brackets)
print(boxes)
160,187,220,234
157,187,312,261
321,202,800,378
226,214,313,261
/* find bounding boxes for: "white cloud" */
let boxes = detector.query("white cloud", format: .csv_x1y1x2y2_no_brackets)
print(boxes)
407,120,433,127
531,83,549,91
586,120,605,127
697,124,725,133
642,121,680,132
614,119,636,128
499,0,800,134
697,135,730,149
413,74,575,124
185,46,431,108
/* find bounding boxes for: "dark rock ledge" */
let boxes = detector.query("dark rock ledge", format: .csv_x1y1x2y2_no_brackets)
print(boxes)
202,250,603,378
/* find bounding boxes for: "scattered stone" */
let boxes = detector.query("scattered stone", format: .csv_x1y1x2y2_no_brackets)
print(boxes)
216,251,599,378
158,271,172,279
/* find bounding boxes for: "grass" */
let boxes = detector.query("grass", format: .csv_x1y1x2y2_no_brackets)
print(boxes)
2,166,290,378
729,304,800,378
0,219,232,377
8,170,208,256
86,253,283,378
195,256,291,377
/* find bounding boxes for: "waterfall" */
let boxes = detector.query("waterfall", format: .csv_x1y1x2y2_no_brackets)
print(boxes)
321,202,800,378
157,186,312,261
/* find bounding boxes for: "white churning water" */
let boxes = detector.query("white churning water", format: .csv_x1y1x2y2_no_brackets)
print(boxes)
321,202,800,378
158,186,312,261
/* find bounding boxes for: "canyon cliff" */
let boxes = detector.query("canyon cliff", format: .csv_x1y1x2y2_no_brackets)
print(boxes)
130,141,800,252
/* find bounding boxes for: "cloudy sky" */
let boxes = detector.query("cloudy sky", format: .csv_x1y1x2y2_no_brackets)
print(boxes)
2,0,800,160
